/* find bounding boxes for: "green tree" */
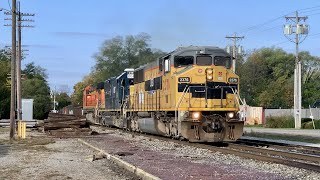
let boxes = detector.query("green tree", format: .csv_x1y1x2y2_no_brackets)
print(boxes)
23,62,48,80
238,48,295,108
93,33,165,83
22,63,51,119
56,92,71,110
300,51,320,107
239,48,320,109
71,74,94,106
0,50,11,119
71,33,166,106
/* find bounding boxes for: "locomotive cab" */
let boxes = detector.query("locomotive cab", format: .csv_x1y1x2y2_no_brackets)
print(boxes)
159,46,244,142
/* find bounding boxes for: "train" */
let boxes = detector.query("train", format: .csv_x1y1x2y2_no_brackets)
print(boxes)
83,46,244,142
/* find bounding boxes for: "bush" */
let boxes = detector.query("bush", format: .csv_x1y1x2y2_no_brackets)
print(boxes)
302,120,320,129
301,118,312,124
265,115,295,128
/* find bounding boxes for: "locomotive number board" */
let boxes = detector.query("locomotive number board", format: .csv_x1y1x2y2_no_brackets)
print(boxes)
178,77,191,83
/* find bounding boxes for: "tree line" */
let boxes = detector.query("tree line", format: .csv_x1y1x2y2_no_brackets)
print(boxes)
71,33,166,106
0,51,71,120
3,33,317,115
237,48,320,108
72,33,320,109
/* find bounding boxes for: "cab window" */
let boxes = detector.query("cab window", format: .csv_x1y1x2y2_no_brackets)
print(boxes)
214,56,231,68
196,56,212,66
174,56,194,67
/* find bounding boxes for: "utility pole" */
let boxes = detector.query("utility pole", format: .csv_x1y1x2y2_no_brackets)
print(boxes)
17,2,34,121
225,33,244,72
284,11,308,129
17,1,22,121
10,0,17,139
5,2,35,122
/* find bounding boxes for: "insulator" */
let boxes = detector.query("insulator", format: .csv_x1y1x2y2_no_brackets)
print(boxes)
283,25,292,35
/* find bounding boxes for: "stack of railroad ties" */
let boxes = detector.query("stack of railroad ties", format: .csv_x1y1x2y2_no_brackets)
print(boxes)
37,113,94,137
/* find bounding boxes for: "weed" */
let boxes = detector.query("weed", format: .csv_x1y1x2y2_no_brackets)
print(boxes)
244,132,320,144
264,115,295,128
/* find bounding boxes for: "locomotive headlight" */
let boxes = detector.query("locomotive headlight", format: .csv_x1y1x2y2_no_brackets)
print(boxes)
206,68,213,81
192,112,201,120
227,112,235,119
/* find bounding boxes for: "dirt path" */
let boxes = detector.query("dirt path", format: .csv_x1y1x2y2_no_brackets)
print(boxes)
0,128,139,180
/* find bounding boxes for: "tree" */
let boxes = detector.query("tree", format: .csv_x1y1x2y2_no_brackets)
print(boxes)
300,51,320,107
71,33,166,106
238,47,320,109
0,49,11,119
23,62,48,80
22,63,51,119
71,74,94,106
56,92,71,110
92,33,165,83
238,48,295,108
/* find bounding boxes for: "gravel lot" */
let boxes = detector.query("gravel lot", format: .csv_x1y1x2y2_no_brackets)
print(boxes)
0,128,139,180
89,126,320,180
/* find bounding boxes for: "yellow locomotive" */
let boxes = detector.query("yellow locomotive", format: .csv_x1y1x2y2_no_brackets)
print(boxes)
85,46,244,142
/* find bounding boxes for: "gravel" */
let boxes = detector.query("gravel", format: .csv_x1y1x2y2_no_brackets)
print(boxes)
0,128,140,180
92,126,320,180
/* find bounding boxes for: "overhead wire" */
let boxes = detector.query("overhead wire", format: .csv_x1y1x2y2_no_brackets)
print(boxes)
7,0,12,12
236,4,320,36
233,4,320,50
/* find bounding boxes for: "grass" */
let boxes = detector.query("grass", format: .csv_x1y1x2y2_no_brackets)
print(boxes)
244,124,264,128
265,115,295,128
0,167,22,180
0,127,10,132
0,136,56,152
244,131,320,144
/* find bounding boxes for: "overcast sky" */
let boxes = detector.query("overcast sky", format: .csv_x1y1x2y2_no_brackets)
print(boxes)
1,0,319,92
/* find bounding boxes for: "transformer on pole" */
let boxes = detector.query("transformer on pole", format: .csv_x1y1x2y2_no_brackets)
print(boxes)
225,33,244,73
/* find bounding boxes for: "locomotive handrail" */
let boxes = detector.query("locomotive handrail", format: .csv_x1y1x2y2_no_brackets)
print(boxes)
175,85,190,124
175,85,240,125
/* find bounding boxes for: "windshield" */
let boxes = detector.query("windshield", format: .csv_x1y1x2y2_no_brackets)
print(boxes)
174,56,194,67
196,56,212,66
214,56,232,68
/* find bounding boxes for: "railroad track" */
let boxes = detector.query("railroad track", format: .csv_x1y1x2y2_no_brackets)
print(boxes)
236,138,320,156
92,125,320,173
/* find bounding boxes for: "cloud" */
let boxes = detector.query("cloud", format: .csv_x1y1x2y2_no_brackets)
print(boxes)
53,31,110,38
27,44,60,49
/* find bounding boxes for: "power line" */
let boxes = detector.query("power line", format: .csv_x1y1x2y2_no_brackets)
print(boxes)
238,5,320,36
7,0,12,11
305,12,320,17
297,5,320,12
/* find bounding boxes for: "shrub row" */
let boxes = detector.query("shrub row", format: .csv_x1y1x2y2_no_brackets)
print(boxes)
265,115,320,129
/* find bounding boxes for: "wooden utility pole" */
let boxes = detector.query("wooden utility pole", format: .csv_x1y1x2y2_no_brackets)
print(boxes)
5,2,35,122
17,1,22,121
10,0,17,139
225,33,244,73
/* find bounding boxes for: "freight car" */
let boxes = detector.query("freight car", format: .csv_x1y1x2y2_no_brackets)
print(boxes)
83,46,244,142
